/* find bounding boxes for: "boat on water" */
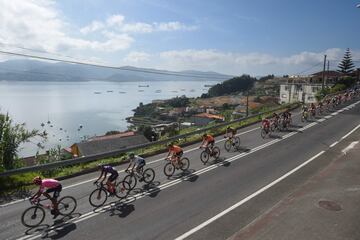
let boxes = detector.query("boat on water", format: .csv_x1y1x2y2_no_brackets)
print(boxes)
190,89,196,92
106,90,113,93
181,89,186,91
155,90,162,93
138,90,144,92
171,90,178,93
138,85,149,87
119,91,126,94
204,84,215,87
94,92,102,94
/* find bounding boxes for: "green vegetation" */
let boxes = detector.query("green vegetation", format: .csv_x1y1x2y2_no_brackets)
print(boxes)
167,96,190,107
207,75,256,97
0,113,45,171
338,48,355,74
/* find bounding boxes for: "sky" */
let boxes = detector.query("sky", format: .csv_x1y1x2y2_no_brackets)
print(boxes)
0,0,360,76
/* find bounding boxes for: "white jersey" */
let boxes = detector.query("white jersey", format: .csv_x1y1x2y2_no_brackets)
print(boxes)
130,156,145,165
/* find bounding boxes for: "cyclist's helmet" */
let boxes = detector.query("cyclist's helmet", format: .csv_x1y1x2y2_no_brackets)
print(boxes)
203,133,207,137
167,142,173,147
129,152,135,158
33,176,42,185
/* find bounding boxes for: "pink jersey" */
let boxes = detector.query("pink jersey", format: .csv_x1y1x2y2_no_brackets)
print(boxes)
39,179,60,192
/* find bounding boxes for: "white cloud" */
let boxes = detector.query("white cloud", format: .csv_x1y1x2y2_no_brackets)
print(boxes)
0,0,133,54
155,21,197,31
121,23,153,33
80,21,104,34
156,48,360,75
80,14,197,34
124,51,151,63
106,15,125,27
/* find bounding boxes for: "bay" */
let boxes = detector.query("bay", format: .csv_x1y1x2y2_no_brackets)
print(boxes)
0,80,218,157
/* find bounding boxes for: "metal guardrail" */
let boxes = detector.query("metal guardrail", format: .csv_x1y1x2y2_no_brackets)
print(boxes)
0,103,298,177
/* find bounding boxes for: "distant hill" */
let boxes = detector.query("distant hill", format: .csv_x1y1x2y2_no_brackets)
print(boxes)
0,60,232,82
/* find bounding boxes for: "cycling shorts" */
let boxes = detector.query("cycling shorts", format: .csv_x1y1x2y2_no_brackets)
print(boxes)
108,171,119,182
45,184,62,199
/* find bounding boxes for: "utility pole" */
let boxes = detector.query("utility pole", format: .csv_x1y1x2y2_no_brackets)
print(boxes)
322,55,327,90
325,60,329,86
246,91,249,117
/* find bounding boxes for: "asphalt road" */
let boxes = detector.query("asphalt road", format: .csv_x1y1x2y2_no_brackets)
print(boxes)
1,98,360,240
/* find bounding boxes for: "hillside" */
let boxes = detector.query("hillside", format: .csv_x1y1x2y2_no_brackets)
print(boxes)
0,60,232,82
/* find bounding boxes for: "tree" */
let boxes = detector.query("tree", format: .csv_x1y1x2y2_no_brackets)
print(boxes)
0,113,44,170
208,75,255,97
338,48,355,74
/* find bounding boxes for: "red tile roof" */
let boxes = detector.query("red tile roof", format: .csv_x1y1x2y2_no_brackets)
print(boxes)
194,113,224,120
88,131,135,142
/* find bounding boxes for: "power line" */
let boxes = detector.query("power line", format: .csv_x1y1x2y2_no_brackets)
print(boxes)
294,62,323,75
0,49,231,80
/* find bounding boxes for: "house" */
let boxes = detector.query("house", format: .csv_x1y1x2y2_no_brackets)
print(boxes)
279,82,324,104
191,113,224,126
310,71,343,84
70,131,149,157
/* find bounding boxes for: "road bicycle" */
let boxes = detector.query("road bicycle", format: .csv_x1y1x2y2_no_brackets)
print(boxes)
200,145,220,164
123,167,156,190
224,136,241,152
163,156,190,177
21,196,77,228
301,110,309,122
261,123,271,139
89,181,130,208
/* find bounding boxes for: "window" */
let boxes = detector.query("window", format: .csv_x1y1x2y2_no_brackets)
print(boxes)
284,86,289,91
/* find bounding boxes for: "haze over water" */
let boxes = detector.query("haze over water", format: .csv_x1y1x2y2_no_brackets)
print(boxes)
0,80,218,157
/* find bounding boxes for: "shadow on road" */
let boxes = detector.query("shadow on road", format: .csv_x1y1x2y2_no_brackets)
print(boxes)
236,146,251,153
269,134,283,139
42,222,77,239
109,203,135,218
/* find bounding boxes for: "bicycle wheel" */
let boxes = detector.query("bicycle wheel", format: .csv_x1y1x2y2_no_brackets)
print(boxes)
115,181,129,199
124,174,137,190
234,137,241,148
58,196,77,216
89,188,107,207
143,168,155,183
224,139,232,152
164,162,175,177
180,157,190,171
21,206,45,228
200,150,209,164
261,129,267,139
212,146,221,159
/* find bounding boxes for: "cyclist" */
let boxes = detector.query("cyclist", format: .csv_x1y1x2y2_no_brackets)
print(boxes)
200,133,215,151
272,112,280,128
224,126,237,146
126,152,146,181
225,126,237,139
30,176,62,218
166,143,184,163
262,117,271,131
94,164,119,195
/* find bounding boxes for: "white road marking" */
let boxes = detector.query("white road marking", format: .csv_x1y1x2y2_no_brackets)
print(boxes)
342,141,359,154
174,151,326,240
16,103,360,240
329,141,339,148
